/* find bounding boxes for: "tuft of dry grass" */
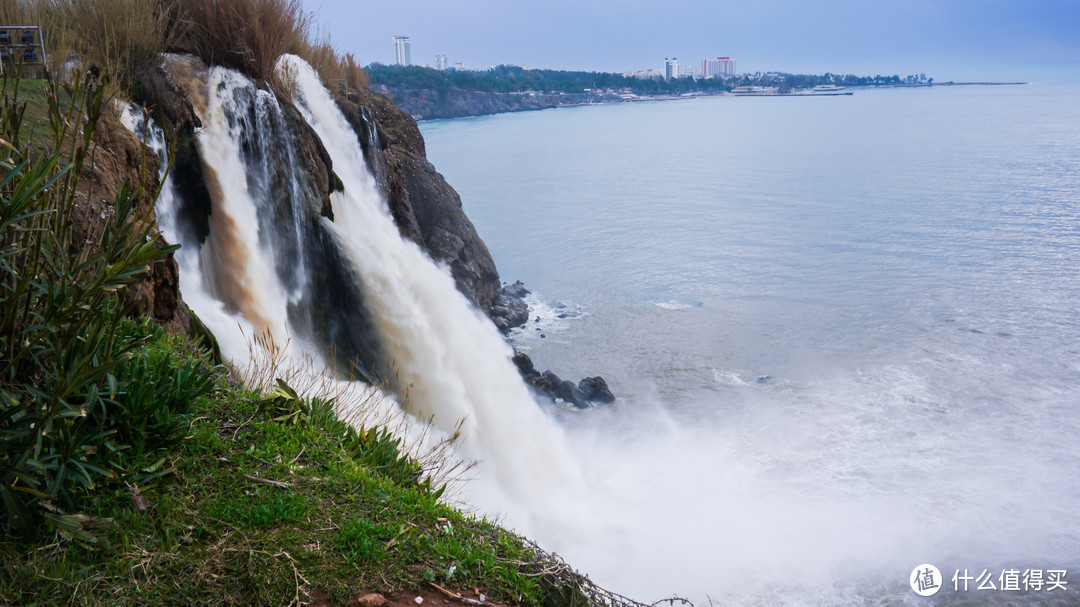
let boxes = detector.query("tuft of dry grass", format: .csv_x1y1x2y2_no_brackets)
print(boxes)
342,51,367,90
293,32,368,96
179,0,310,88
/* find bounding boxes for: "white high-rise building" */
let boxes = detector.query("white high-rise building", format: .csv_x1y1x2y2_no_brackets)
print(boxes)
719,56,736,77
393,36,411,66
664,57,679,80
702,57,737,79
434,54,447,70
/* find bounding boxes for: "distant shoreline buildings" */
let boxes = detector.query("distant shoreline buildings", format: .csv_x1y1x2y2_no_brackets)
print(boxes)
702,57,736,78
664,58,678,80
387,36,740,80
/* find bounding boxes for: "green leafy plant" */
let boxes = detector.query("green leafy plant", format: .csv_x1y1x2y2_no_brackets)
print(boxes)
0,69,208,541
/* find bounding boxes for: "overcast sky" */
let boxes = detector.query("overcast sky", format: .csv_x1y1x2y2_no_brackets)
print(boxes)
299,0,1080,80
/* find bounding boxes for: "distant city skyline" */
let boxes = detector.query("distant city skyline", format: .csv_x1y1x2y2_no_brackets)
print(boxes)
302,0,1080,80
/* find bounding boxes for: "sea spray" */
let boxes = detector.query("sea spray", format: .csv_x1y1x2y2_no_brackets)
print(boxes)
419,88,1080,604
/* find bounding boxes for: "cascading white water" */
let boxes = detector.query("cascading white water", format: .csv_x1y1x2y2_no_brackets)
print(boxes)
276,55,584,521
119,98,270,364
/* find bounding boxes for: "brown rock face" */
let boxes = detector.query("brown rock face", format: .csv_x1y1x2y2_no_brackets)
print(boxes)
336,88,501,313
72,98,191,335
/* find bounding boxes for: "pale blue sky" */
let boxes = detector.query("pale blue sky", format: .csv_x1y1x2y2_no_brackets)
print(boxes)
300,0,1080,80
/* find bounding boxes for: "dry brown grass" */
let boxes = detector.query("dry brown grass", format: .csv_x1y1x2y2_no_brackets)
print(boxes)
179,0,309,86
5,0,173,93
0,2,35,24
342,51,367,90
2,0,365,95
292,32,368,96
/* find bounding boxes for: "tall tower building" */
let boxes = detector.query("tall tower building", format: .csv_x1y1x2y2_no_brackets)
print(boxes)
434,54,447,70
703,57,736,78
664,57,679,80
719,56,736,77
393,36,411,66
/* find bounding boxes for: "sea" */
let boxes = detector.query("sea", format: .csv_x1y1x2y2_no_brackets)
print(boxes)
420,74,1080,606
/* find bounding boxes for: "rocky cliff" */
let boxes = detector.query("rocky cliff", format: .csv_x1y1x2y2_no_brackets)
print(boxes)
107,60,610,405
75,93,191,336
379,87,597,121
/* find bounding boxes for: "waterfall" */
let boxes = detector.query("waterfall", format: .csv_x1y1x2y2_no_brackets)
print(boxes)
278,54,583,515
142,54,582,527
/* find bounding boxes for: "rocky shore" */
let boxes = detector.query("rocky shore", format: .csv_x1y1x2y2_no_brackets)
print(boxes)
491,281,616,408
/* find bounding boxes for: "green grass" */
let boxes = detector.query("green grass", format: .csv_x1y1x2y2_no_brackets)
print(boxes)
0,326,604,606
0,76,53,151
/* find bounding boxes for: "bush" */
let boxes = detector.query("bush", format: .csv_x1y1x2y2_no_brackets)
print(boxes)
0,70,209,541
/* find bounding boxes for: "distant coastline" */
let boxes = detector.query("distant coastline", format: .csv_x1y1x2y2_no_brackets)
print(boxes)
375,80,1028,121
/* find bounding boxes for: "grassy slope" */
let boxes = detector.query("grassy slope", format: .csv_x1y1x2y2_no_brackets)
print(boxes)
0,327,589,606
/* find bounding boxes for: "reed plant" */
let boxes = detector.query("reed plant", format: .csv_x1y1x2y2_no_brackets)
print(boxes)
294,31,369,95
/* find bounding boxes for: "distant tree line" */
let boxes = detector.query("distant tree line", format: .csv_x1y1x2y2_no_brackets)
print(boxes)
743,72,934,90
366,63,729,96
366,64,935,97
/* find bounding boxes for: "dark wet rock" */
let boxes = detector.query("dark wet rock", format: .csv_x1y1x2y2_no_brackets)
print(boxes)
491,291,529,333
542,371,589,408
511,351,616,408
502,280,530,299
335,88,500,311
512,352,541,382
578,376,616,403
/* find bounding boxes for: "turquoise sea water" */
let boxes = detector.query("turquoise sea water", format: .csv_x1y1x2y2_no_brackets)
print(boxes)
422,79,1080,605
